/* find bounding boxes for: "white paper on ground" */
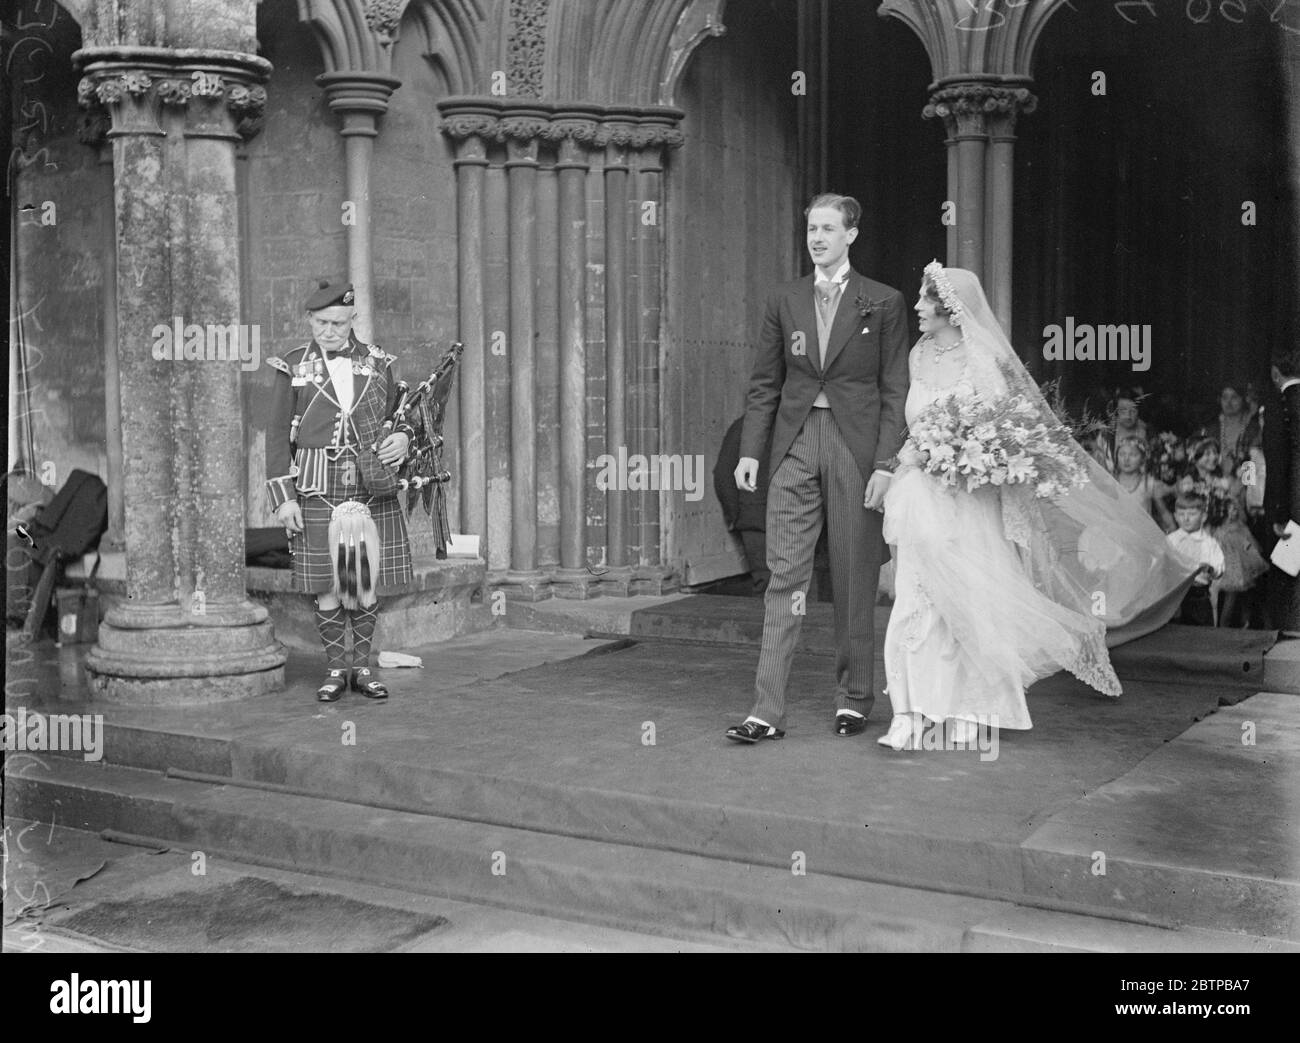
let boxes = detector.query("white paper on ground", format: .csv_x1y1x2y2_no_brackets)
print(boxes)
376,651,423,668
1270,520,1300,576
447,532,480,557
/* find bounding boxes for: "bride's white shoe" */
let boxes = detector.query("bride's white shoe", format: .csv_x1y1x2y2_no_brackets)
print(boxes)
878,713,922,750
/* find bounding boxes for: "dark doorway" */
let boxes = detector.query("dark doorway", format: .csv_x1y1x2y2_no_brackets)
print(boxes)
1017,6,1295,435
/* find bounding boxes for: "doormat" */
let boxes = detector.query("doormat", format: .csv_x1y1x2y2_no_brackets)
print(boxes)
58,876,449,953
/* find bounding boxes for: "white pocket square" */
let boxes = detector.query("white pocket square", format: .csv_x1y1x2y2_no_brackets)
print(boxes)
861,326,870,334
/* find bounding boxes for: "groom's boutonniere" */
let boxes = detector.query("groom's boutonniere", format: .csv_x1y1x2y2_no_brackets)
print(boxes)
854,291,873,318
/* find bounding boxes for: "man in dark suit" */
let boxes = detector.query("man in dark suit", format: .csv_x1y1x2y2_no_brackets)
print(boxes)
725,194,909,742
1256,365,1300,630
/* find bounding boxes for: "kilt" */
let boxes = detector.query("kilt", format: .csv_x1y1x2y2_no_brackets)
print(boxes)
288,452,413,595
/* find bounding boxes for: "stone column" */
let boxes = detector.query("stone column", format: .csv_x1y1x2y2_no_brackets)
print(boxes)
925,83,990,280
77,49,283,702
439,101,498,553
628,109,683,594
599,109,638,592
983,87,1035,333
316,72,401,343
482,131,512,574
549,109,599,597
500,107,548,597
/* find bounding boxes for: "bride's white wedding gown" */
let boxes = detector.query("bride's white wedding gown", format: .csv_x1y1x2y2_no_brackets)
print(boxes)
881,345,1121,731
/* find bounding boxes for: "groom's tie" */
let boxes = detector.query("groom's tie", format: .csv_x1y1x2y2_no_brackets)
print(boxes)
814,279,842,378
815,279,842,325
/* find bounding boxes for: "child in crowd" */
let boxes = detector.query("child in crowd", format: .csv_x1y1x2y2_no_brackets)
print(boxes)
1113,436,1175,532
1181,436,1267,626
1167,491,1225,626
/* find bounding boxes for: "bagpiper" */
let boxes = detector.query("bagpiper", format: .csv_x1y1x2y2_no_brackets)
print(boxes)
265,281,414,701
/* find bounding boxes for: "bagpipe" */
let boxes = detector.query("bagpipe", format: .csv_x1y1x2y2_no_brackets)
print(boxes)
329,341,465,609
387,340,464,554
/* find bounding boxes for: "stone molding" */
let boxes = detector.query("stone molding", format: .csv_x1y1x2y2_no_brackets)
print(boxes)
507,0,549,98
438,97,686,154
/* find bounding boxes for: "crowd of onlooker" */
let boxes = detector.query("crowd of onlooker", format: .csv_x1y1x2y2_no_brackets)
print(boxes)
1080,384,1275,628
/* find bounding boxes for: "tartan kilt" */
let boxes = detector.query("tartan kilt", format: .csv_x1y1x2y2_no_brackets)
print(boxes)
288,453,413,595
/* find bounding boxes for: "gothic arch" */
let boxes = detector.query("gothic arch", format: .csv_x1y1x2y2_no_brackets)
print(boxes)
576,0,725,106
295,0,414,75
877,0,1072,85
405,0,487,95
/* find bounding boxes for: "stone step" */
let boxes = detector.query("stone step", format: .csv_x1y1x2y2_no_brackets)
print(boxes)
963,906,1300,954
36,705,1299,945
7,757,1010,952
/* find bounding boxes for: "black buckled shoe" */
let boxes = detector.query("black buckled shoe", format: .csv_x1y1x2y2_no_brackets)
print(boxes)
317,669,348,702
835,712,868,736
351,667,388,700
725,720,785,744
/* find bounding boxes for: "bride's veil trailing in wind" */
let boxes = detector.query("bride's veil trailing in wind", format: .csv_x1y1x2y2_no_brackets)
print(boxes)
942,267,1195,646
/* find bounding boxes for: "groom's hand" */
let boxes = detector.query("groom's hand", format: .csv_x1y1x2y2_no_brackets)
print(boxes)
735,457,759,493
864,471,891,511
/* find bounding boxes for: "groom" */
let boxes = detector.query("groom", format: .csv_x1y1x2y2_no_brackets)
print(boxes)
726,193,909,743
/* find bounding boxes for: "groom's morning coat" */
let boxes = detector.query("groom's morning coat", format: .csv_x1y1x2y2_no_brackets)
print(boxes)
740,268,909,483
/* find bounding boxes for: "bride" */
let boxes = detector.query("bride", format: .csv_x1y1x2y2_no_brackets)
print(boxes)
878,263,1193,750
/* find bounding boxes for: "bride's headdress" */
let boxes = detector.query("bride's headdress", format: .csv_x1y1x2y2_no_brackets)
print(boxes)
925,263,1191,649
923,259,964,326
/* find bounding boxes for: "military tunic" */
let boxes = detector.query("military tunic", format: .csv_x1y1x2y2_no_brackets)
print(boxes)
265,332,415,594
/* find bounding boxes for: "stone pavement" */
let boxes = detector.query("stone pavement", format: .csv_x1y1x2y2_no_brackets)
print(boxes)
5,602,1299,952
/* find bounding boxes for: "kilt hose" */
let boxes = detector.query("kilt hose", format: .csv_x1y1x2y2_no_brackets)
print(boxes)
288,452,413,596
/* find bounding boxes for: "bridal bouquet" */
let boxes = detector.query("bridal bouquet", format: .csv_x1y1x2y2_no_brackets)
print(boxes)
904,391,1090,498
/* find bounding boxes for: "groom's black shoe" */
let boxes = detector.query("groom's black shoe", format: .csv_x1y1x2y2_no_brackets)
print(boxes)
725,720,785,744
835,712,868,736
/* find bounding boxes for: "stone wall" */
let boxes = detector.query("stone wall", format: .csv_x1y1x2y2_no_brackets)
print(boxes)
9,1,107,488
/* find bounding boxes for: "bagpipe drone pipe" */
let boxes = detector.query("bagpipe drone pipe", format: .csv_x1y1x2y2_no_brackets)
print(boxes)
379,340,464,557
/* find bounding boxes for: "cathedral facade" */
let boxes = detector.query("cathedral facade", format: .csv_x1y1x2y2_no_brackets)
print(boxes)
8,0,1299,696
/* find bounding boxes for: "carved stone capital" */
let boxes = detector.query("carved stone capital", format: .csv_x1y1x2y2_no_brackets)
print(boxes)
441,113,500,139
497,115,550,143
923,83,1038,138
225,83,268,140
542,118,599,146
438,97,505,155
155,77,192,107
633,106,686,152
78,69,161,136
75,49,272,144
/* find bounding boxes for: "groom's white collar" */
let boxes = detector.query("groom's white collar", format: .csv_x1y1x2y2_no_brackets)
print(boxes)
814,260,851,286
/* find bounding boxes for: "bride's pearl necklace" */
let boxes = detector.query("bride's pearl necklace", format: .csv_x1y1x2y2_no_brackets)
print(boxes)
928,333,963,363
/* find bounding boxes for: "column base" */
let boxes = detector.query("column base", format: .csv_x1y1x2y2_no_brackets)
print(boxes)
591,566,634,596
629,566,678,596
551,567,601,599
491,570,553,601
85,617,286,705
